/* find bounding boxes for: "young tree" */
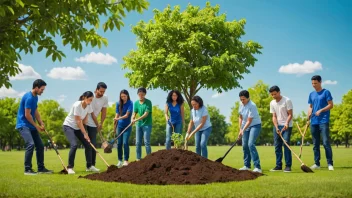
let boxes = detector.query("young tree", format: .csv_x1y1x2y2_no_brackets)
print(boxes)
0,0,149,88
123,2,262,109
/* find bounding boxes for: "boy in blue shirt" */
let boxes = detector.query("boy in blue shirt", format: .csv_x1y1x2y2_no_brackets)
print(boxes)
307,75,334,171
16,79,53,175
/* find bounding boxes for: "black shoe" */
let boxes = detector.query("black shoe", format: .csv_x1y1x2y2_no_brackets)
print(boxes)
24,169,37,175
270,166,282,172
284,166,292,173
38,168,53,174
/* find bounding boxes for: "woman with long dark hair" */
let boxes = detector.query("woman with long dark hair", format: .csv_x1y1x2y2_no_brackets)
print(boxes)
63,91,97,174
164,90,185,150
114,90,133,167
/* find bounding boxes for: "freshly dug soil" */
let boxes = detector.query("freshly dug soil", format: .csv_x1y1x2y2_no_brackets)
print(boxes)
82,149,263,185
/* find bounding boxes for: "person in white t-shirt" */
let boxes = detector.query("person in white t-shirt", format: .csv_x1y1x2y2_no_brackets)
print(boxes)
63,91,96,174
85,82,108,171
269,86,293,173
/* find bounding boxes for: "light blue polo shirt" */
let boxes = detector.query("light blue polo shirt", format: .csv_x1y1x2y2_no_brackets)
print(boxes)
191,106,212,131
239,100,261,129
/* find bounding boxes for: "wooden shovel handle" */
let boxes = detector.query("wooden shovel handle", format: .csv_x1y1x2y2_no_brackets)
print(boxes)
278,132,304,164
89,142,110,167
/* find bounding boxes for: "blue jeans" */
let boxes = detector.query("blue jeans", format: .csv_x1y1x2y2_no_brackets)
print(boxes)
242,124,261,169
311,123,333,166
18,127,45,171
116,125,132,161
136,125,152,160
273,126,292,168
195,127,212,158
165,122,182,150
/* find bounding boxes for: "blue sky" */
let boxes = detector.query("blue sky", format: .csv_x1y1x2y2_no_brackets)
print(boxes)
2,0,351,122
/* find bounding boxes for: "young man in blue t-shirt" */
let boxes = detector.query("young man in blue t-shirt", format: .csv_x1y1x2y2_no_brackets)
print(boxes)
16,79,53,175
307,75,334,171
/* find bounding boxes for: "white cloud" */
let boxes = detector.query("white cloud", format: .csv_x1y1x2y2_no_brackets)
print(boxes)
0,87,25,98
322,80,338,85
212,92,223,98
75,52,117,65
10,63,41,80
278,61,323,75
57,94,67,103
47,67,87,80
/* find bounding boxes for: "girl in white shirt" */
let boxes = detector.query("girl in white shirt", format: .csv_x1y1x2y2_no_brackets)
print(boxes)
63,91,98,174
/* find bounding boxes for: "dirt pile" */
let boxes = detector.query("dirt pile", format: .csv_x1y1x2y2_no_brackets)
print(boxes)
82,149,263,185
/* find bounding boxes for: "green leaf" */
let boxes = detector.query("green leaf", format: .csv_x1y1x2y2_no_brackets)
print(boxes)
37,46,44,52
16,0,25,8
7,6,14,15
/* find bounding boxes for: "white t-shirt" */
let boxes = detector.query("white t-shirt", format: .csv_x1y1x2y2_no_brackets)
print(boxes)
270,96,293,127
63,101,93,130
86,96,109,127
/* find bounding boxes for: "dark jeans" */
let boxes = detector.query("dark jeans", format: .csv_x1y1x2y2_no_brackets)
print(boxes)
116,125,132,161
311,123,333,166
18,127,45,171
86,125,97,166
273,126,292,168
63,125,92,168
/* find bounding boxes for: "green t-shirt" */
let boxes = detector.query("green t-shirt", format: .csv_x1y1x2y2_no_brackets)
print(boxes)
134,99,152,126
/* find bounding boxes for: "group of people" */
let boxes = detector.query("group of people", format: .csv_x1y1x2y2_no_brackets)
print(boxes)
15,74,334,175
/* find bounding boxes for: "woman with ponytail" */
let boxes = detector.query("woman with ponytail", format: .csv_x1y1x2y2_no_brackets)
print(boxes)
62,91,98,174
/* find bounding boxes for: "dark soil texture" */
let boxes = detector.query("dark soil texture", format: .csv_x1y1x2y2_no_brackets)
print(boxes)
82,149,263,185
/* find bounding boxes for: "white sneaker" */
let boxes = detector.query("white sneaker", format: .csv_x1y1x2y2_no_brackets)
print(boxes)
239,166,250,170
67,168,75,174
253,168,262,173
117,161,123,168
123,161,129,166
310,164,320,170
86,166,100,172
328,165,334,171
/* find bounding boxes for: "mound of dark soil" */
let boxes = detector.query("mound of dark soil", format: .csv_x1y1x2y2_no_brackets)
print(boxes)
82,149,263,185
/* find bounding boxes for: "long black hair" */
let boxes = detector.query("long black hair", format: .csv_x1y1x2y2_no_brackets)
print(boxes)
166,90,184,105
119,89,131,114
79,91,94,101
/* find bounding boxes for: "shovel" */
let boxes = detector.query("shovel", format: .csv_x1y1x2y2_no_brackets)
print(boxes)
215,133,242,163
278,131,313,173
296,122,309,158
44,130,68,174
107,123,132,149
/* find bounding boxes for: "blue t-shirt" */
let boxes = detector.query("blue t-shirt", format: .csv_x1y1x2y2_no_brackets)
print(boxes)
239,100,261,129
116,100,133,128
167,102,182,125
308,89,333,125
16,92,38,130
191,106,212,131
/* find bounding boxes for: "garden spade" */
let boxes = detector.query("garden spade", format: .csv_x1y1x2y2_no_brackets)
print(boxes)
44,130,68,174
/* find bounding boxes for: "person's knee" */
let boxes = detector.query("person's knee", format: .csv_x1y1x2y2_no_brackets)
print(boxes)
70,143,78,150
27,142,35,151
248,142,256,150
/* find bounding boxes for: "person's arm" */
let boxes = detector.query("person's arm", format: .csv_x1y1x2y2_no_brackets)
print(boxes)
241,117,253,134
187,119,194,133
25,109,43,132
91,113,100,128
75,115,90,142
164,104,170,121
315,101,333,116
282,109,293,131
272,113,279,133
190,115,207,134
83,114,89,125
307,104,313,121
117,112,131,120
134,100,152,122
34,109,44,129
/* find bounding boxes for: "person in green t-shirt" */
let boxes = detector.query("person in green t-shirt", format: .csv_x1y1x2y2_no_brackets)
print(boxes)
131,87,152,160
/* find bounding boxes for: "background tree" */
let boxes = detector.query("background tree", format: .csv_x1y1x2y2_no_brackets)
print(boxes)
37,100,67,147
0,98,20,150
226,101,240,143
332,90,352,147
207,105,227,145
123,2,262,109
0,0,149,88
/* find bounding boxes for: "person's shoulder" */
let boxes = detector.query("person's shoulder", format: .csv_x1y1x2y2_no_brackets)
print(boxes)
73,101,81,107
128,100,133,105
323,89,332,94
250,100,257,107
270,99,275,105
146,98,152,104
283,96,292,102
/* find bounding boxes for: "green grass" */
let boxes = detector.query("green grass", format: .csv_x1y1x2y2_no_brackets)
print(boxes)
1,146,352,198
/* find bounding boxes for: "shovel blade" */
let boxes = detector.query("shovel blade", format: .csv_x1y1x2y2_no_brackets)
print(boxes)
60,169,68,174
301,164,314,173
215,157,224,163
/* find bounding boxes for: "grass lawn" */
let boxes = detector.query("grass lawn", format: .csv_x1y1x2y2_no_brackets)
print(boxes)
0,145,351,198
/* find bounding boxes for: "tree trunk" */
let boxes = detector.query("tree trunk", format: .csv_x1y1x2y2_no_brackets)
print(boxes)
345,133,350,148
